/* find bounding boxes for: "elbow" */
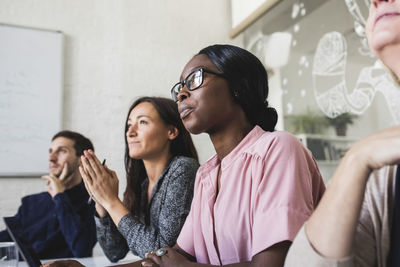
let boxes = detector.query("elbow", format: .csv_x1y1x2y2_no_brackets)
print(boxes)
72,246,93,258
72,250,92,258
105,252,123,263
71,242,95,258
102,247,126,263
109,257,120,263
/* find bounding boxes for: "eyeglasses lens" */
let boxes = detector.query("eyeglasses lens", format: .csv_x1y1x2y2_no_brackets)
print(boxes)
171,69,204,102
187,70,203,90
171,83,182,101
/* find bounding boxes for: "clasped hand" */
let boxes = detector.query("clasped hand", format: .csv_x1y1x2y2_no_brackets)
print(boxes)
142,247,190,267
79,150,119,210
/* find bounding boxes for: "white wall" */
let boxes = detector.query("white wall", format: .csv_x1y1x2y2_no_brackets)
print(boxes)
0,0,242,229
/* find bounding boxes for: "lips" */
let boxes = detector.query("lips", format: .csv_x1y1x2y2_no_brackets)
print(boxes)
375,12,400,27
128,141,139,145
180,108,194,119
178,104,194,120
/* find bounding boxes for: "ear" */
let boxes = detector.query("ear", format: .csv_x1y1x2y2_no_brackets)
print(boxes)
167,126,179,141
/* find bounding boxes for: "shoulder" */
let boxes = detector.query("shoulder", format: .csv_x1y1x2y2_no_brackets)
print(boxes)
249,130,306,158
169,156,200,173
164,156,199,183
243,131,320,185
22,191,50,203
258,130,301,146
20,191,51,210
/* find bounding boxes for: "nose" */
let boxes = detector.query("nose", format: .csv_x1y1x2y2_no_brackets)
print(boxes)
177,87,190,102
48,151,57,162
372,0,392,8
126,124,138,137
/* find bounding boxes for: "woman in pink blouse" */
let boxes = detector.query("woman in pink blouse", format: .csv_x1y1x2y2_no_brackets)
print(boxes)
144,44,326,267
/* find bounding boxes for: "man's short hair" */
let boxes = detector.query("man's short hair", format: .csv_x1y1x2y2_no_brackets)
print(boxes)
52,130,94,157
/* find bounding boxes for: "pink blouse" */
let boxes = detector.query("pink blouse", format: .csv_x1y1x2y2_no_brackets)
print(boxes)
177,126,325,265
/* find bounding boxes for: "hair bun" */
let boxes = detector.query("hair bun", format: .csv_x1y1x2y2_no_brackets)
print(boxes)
264,107,278,131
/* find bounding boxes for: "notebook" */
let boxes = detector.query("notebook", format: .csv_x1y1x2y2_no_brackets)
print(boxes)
3,216,42,267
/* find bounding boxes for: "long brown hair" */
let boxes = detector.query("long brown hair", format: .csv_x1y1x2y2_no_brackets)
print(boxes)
122,97,198,215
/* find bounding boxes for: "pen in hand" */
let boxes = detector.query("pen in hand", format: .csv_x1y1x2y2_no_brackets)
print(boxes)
87,159,106,204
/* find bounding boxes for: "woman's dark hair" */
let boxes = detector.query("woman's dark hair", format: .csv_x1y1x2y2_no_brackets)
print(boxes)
198,44,278,132
123,96,198,214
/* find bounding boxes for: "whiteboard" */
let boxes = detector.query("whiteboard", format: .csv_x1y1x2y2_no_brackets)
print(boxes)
0,24,63,176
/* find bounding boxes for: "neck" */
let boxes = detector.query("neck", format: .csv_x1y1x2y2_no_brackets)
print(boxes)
209,114,253,160
379,44,400,80
65,171,82,190
393,67,400,82
143,153,172,185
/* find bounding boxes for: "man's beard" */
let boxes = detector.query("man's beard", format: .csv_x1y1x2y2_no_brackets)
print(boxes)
50,163,75,179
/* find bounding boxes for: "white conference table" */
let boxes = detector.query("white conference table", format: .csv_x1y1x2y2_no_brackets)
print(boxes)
18,253,141,267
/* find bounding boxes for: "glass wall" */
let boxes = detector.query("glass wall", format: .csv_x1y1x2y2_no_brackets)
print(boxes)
242,0,400,181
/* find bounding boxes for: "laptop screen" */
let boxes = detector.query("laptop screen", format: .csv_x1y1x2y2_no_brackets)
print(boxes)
3,217,42,267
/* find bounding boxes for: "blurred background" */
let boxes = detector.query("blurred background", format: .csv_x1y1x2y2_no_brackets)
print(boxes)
1,0,399,229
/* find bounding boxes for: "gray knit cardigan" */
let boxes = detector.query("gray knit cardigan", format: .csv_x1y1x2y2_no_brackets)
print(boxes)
95,156,199,262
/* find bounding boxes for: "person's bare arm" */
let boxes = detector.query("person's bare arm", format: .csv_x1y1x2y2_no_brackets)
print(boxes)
306,126,400,258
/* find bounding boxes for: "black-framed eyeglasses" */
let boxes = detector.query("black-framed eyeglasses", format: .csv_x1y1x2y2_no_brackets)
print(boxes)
170,68,225,102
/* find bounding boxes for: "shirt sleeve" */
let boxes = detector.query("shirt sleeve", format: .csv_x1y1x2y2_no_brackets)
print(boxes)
53,192,97,257
0,197,28,242
95,214,129,262
284,225,354,267
251,133,324,256
118,159,198,258
0,201,23,242
0,229,11,241
352,168,394,267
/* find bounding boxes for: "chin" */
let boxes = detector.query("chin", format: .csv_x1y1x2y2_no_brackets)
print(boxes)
182,120,205,135
129,153,143,160
184,125,204,135
370,27,400,51
50,170,61,176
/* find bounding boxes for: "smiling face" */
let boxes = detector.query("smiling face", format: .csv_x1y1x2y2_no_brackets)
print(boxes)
126,102,177,160
176,54,239,135
48,137,80,178
366,0,400,56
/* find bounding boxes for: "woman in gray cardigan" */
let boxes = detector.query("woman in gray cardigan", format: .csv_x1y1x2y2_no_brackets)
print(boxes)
79,97,199,262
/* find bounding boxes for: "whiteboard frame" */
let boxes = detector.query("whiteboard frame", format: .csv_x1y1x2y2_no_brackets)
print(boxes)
0,23,64,177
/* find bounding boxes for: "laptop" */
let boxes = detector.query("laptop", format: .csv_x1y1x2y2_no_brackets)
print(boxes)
3,216,42,267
